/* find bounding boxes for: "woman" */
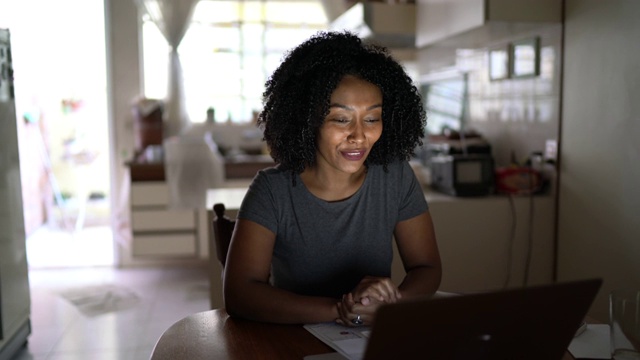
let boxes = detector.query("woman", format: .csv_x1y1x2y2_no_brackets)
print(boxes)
223,31,441,327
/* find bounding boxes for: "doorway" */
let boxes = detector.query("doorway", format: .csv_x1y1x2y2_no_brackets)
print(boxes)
0,0,113,268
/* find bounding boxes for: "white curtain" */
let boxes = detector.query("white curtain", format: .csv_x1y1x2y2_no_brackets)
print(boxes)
139,0,198,138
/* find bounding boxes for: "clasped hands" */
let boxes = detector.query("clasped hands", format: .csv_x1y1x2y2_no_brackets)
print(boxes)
336,276,401,327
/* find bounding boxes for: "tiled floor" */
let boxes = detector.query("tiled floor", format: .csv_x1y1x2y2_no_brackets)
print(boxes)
11,259,211,360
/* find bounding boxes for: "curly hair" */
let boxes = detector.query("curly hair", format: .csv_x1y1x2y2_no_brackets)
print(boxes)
258,30,426,174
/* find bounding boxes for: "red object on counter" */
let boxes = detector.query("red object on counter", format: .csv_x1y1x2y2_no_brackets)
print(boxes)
495,167,542,195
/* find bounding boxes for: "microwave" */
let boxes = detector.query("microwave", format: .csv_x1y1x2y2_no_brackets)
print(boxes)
428,154,495,196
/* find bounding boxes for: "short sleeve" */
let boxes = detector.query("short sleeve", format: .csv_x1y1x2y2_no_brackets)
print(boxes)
237,170,279,234
397,161,428,222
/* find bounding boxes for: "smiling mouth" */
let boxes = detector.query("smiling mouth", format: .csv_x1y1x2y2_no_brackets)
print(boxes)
342,149,366,161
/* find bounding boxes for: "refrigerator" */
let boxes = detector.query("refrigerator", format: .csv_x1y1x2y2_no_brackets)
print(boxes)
0,28,32,360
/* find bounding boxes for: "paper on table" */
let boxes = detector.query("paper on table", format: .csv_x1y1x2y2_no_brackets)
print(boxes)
568,324,611,359
304,323,371,360
307,322,611,360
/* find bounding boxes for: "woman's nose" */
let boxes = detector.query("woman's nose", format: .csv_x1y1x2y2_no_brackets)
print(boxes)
348,122,365,143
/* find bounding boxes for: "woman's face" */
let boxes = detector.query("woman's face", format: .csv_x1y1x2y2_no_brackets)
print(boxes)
315,75,383,175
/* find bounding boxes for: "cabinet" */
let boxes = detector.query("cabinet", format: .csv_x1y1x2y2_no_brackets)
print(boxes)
130,182,206,258
416,0,562,48
425,193,555,293
125,157,264,261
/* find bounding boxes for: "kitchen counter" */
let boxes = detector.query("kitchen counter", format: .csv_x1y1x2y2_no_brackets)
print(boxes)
125,154,275,182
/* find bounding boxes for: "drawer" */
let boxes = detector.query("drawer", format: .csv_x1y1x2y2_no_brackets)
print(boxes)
131,209,195,231
132,233,196,256
131,182,170,206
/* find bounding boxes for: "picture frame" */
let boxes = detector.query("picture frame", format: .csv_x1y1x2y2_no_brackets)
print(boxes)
488,46,510,81
510,37,540,78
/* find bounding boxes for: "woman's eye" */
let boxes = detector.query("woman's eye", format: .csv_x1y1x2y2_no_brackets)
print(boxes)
333,118,349,123
365,118,380,123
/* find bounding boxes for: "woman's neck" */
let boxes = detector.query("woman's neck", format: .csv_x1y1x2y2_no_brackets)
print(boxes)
300,165,367,202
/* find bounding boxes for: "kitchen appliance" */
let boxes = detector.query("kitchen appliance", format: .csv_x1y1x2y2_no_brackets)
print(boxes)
429,154,495,197
419,131,495,197
0,28,32,360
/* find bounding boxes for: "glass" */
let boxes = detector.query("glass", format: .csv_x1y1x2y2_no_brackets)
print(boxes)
142,20,169,99
422,75,468,134
610,289,640,359
142,0,328,123
192,1,240,24
510,37,540,78
489,48,509,81
265,2,327,25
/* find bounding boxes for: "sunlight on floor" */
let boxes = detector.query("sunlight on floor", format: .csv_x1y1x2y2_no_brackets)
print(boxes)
14,265,210,360
26,225,114,269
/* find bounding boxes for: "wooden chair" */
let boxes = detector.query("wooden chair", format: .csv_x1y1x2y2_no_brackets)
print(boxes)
209,203,235,309
212,203,235,268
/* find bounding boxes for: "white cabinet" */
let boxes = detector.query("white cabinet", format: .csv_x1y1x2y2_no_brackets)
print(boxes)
130,182,203,258
131,209,195,231
416,0,562,48
422,193,556,293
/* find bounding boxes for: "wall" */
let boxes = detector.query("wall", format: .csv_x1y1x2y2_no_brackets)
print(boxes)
558,0,640,322
105,0,142,266
465,25,562,167
417,24,562,167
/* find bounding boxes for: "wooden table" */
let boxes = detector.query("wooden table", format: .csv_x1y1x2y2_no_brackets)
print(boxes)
150,308,582,360
224,154,275,179
206,187,248,213
150,309,332,360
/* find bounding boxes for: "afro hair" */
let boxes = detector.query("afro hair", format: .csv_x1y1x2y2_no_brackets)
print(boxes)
258,30,426,174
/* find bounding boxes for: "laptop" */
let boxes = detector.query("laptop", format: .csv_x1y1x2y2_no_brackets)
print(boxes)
305,278,602,360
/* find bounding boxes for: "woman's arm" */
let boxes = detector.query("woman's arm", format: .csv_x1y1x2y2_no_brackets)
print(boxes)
347,210,441,301
394,210,442,297
337,210,441,326
223,219,340,324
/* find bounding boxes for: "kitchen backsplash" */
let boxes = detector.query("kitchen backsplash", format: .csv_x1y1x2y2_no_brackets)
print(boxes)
418,24,562,167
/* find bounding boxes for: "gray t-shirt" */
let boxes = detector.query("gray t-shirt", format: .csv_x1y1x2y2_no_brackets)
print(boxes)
237,160,428,299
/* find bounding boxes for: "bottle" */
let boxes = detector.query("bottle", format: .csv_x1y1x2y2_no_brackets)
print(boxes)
206,107,215,123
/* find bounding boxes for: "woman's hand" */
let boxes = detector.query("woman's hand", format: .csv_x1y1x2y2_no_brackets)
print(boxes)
335,276,401,326
351,276,401,304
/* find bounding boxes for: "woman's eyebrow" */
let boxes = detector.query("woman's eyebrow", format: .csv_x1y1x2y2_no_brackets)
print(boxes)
329,103,382,110
329,103,350,110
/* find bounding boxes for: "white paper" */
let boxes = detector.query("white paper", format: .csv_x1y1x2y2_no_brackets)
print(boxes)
304,323,371,360
308,321,610,360
568,324,611,359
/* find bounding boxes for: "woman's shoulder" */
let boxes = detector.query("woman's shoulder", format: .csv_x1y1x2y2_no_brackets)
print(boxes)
256,163,289,178
251,164,293,188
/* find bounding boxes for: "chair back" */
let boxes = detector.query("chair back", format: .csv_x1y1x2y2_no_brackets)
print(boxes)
212,203,235,267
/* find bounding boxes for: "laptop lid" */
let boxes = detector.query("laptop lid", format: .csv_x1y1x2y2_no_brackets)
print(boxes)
363,278,602,360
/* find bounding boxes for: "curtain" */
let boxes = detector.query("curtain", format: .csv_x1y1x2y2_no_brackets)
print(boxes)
138,0,198,138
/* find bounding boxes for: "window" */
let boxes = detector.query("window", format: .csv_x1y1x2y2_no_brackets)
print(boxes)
422,74,468,135
142,0,328,124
